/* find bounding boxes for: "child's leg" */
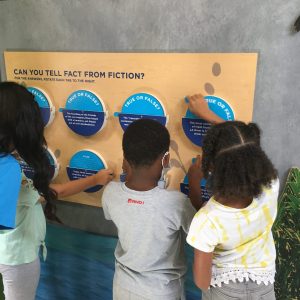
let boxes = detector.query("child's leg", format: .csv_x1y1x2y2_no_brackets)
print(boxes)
0,257,40,300
202,280,275,300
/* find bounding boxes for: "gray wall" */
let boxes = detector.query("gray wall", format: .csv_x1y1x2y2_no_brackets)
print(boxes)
0,0,299,235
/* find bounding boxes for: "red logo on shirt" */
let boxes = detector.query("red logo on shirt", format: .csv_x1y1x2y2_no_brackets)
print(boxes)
128,198,144,205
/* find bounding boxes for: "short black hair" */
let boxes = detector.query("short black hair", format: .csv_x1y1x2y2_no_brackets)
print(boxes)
122,119,170,167
202,121,277,200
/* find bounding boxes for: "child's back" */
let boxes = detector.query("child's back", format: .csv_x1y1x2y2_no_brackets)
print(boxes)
188,178,279,287
103,182,194,298
102,119,195,300
186,120,279,300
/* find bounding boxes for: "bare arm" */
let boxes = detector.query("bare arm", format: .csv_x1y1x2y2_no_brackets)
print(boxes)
187,94,223,124
50,169,114,198
193,249,213,290
188,155,204,210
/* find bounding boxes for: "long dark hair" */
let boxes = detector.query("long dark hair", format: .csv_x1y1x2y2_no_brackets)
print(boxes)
202,121,277,200
0,81,57,220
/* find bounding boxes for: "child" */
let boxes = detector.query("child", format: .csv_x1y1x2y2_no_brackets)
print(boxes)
0,82,114,300
102,119,197,300
186,95,279,299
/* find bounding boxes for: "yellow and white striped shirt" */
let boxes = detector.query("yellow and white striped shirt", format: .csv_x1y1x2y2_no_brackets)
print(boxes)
187,179,279,287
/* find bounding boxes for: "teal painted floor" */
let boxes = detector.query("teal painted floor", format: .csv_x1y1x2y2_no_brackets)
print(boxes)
37,224,201,300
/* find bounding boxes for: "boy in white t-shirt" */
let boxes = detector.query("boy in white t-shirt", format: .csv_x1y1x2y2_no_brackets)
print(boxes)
102,119,196,300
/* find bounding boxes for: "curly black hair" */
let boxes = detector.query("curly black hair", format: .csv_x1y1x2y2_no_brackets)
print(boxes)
0,81,57,220
202,121,277,200
122,119,170,167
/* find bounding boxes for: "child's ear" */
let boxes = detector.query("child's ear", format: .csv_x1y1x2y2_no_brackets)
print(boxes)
122,158,133,181
166,152,170,164
162,151,170,167
122,158,130,173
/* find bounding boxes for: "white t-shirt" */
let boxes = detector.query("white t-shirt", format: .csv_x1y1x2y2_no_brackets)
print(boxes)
102,181,196,298
187,178,279,287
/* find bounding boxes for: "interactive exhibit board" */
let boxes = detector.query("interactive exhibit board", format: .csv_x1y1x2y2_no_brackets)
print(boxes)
20,147,59,181
4,52,257,206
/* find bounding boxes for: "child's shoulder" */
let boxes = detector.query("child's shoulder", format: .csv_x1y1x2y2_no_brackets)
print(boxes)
158,188,188,201
261,178,280,196
107,180,121,187
193,199,222,221
104,180,122,191
0,153,19,166
157,189,192,212
0,154,21,178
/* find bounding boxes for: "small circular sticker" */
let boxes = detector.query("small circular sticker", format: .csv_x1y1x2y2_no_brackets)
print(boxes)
66,150,107,193
27,87,55,127
182,95,234,147
60,90,107,136
115,92,168,131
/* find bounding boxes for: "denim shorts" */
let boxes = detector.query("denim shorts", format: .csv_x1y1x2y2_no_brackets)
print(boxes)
202,280,275,300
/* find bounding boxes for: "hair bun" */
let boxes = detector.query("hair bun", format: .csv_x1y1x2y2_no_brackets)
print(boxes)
248,122,260,144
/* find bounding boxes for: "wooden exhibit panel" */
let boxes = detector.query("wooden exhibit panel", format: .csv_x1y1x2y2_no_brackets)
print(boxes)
4,52,257,206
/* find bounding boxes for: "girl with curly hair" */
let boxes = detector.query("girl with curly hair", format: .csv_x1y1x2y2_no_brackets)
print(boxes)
186,94,278,300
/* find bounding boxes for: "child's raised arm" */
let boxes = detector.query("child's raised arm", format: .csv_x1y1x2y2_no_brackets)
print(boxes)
187,94,223,124
188,155,204,210
50,169,114,198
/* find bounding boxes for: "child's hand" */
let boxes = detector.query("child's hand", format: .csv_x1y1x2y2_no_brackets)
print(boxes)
51,169,114,198
188,155,203,184
187,94,209,117
186,94,223,124
94,169,114,185
187,155,204,210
